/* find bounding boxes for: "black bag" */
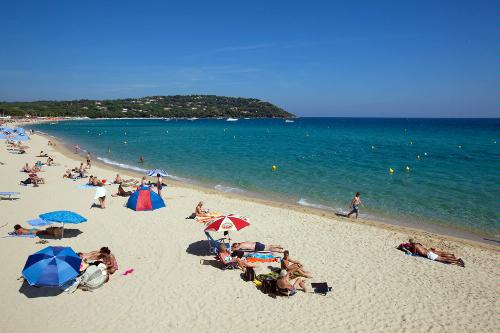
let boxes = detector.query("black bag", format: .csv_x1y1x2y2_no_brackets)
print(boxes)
243,267,255,281
261,279,277,294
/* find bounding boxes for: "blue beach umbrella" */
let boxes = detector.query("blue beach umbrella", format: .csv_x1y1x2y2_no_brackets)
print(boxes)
22,246,81,287
39,210,87,224
147,169,168,177
27,218,54,227
39,210,87,238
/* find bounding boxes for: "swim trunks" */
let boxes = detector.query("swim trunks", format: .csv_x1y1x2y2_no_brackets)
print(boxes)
427,251,438,261
255,242,265,251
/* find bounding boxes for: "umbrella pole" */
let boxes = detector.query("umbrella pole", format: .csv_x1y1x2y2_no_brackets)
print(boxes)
61,222,64,239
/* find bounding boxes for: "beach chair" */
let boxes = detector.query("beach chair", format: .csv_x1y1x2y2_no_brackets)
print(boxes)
204,231,230,255
0,192,20,200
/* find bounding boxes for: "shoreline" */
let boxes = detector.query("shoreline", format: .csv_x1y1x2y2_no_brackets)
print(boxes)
34,128,497,250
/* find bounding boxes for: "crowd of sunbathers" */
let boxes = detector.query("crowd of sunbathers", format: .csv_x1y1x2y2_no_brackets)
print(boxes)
19,161,46,186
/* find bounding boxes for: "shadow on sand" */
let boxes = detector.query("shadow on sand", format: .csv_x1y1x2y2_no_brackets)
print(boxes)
38,228,83,239
18,280,63,298
186,240,210,257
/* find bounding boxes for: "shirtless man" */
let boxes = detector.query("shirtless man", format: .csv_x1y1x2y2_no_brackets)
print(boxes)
232,242,284,253
407,238,464,267
281,250,312,278
347,192,361,218
276,269,307,295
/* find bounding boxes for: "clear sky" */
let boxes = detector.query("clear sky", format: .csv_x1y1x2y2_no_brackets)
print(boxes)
0,0,498,117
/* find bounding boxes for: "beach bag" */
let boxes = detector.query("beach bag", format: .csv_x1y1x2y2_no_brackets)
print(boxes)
261,279,277,295
243,267,255,282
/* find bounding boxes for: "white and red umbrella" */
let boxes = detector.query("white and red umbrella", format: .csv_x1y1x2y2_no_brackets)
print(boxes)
204,214,250,233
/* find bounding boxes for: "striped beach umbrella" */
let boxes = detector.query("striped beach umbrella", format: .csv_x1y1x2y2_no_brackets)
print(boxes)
204,214,250,232
147,169,168,177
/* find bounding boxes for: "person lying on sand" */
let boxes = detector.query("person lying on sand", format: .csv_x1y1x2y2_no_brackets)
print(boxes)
232,242,284,253
80,247,118,275
22,163,31,173
13,224,62,237
398,238,465,267
37,151,48,157
281,250,312,278
111,184,132,197
46,156,54,166
218,244,256,271
276,269,308,295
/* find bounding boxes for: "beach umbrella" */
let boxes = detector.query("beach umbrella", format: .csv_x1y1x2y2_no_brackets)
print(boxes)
126,186,166,211
27,218,53,227
204,214,250,232
39,210,87,238
22,246,81,287
147,169,168,177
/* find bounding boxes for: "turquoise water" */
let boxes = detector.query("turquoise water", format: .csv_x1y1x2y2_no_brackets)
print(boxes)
31,118,498,236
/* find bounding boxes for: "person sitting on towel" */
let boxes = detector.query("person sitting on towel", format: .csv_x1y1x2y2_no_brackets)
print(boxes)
231,242,284,253
111,184,132,197
276,269,307,295
281,250,312,278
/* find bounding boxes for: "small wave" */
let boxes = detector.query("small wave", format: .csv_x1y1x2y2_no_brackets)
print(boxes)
214,184,245,194
297,198,337,212
96,157,148,173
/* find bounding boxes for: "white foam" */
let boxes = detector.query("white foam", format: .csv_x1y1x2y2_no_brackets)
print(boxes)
96,157,148,173
297,198,337,212
214,184,245,194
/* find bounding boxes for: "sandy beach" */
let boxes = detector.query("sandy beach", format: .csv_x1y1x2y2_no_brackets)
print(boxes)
0,130,496,333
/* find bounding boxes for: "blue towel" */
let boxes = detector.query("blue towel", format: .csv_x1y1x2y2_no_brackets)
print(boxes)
78,184,94,189
3,232,36,238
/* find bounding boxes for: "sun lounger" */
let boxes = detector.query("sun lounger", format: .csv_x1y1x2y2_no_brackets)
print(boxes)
205,231,230,255
0,192,20,200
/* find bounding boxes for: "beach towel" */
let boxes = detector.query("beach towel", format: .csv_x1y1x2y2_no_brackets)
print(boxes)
77,184,94,189
244,252,281,263
4,232,36,238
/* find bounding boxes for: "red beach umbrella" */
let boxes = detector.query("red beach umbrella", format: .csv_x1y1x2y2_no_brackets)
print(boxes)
204,214,250,232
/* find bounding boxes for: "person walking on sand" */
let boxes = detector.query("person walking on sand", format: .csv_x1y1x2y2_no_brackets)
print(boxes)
86,152,92,169
156,173,163,198
347,192,361,219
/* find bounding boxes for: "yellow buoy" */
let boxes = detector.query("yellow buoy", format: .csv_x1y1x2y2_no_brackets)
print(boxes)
406,166,410,172
272,165,277,171
389,168,394,174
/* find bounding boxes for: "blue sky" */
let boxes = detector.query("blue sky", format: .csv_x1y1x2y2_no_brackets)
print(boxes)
0,1,498,117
